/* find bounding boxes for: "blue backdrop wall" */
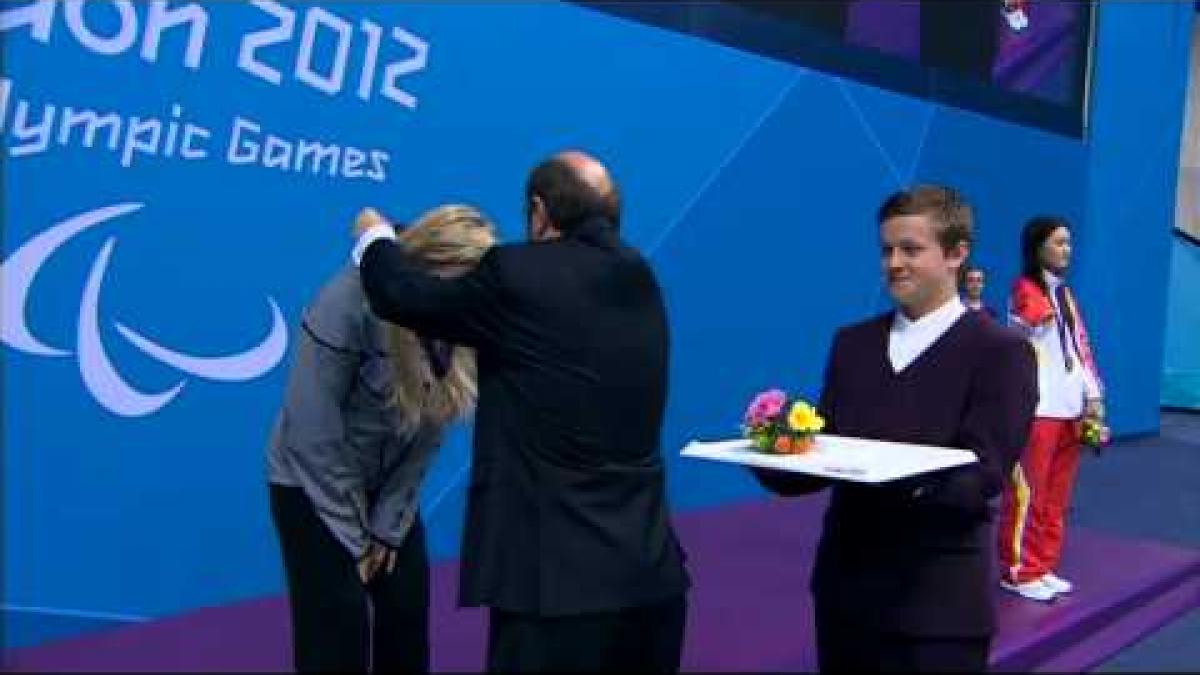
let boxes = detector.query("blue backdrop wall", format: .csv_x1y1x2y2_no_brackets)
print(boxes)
1077,1,1193,433
1163,13,1200,412
1,0,1190,650
1163,234,1200,409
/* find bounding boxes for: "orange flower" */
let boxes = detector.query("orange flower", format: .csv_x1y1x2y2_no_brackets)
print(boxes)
791,435,816,454
774,436,792,453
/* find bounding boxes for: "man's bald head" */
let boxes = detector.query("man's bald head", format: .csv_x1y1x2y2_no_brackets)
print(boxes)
557,150,614,200
525,150,621,239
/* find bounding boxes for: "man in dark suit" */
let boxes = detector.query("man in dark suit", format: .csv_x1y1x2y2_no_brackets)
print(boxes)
351,151,690,672
756,185,1037,671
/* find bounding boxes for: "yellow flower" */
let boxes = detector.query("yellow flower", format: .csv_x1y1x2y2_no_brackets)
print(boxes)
787,401,825,433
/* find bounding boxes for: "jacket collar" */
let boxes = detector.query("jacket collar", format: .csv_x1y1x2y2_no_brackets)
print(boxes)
563,216,619,249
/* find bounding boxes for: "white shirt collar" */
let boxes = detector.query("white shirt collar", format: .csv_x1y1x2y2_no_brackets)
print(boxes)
893,295,966,332
888,296,967,372
1043,269,1065,290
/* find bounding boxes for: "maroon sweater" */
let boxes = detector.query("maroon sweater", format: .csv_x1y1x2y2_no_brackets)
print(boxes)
759,310,1037,637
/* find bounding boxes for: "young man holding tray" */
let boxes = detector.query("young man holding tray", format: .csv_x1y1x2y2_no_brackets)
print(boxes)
754,185,1038,671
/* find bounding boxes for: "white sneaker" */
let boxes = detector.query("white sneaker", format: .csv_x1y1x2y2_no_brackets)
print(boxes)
1000,578,1058,602
1041,573,1074,594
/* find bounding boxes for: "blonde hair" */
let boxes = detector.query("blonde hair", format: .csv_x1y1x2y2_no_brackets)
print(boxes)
386,204,497,432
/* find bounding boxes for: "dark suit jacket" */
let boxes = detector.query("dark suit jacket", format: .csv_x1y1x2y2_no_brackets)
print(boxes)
759,310,1037,637
360,217,689,616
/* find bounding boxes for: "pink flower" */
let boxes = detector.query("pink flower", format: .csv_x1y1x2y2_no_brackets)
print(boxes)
745,389,787,427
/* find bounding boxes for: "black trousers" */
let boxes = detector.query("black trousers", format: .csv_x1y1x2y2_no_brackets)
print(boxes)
816,615,990,673
486,595,687,673
270,484,429,673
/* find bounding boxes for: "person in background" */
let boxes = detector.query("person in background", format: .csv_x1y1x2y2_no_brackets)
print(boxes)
961,264,999,319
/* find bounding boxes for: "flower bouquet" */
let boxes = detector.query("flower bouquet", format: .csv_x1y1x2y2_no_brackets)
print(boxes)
1080,415,1111,454
742,388,825,455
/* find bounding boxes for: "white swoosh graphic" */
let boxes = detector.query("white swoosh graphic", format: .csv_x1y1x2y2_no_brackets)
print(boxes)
114,299,288,382
78,238,185,417
1,203,144,357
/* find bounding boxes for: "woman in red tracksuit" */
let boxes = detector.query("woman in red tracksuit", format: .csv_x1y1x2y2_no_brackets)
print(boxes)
997,215,1105,602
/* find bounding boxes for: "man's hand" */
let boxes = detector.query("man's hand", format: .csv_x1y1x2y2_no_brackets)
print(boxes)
354,207,388,239
1084,398,1105,421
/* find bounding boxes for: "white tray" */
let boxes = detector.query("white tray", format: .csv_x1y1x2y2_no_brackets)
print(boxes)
681,434,976,483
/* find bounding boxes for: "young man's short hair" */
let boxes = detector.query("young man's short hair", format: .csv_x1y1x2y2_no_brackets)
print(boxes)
877,185,974,252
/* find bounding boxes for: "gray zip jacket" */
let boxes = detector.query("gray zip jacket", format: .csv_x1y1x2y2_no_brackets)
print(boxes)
267,265,441,558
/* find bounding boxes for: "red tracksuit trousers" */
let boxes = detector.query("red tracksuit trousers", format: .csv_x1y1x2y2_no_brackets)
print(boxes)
997,417,1082,584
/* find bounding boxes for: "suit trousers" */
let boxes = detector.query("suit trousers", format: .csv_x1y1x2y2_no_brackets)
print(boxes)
816,609,990,672
486,594,687,673
270,484,429,673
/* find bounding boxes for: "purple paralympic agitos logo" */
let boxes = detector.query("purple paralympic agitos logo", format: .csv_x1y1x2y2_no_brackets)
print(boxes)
1,202,287,417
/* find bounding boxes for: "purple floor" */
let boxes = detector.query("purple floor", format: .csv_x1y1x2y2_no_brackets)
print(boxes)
7,497,1199,672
